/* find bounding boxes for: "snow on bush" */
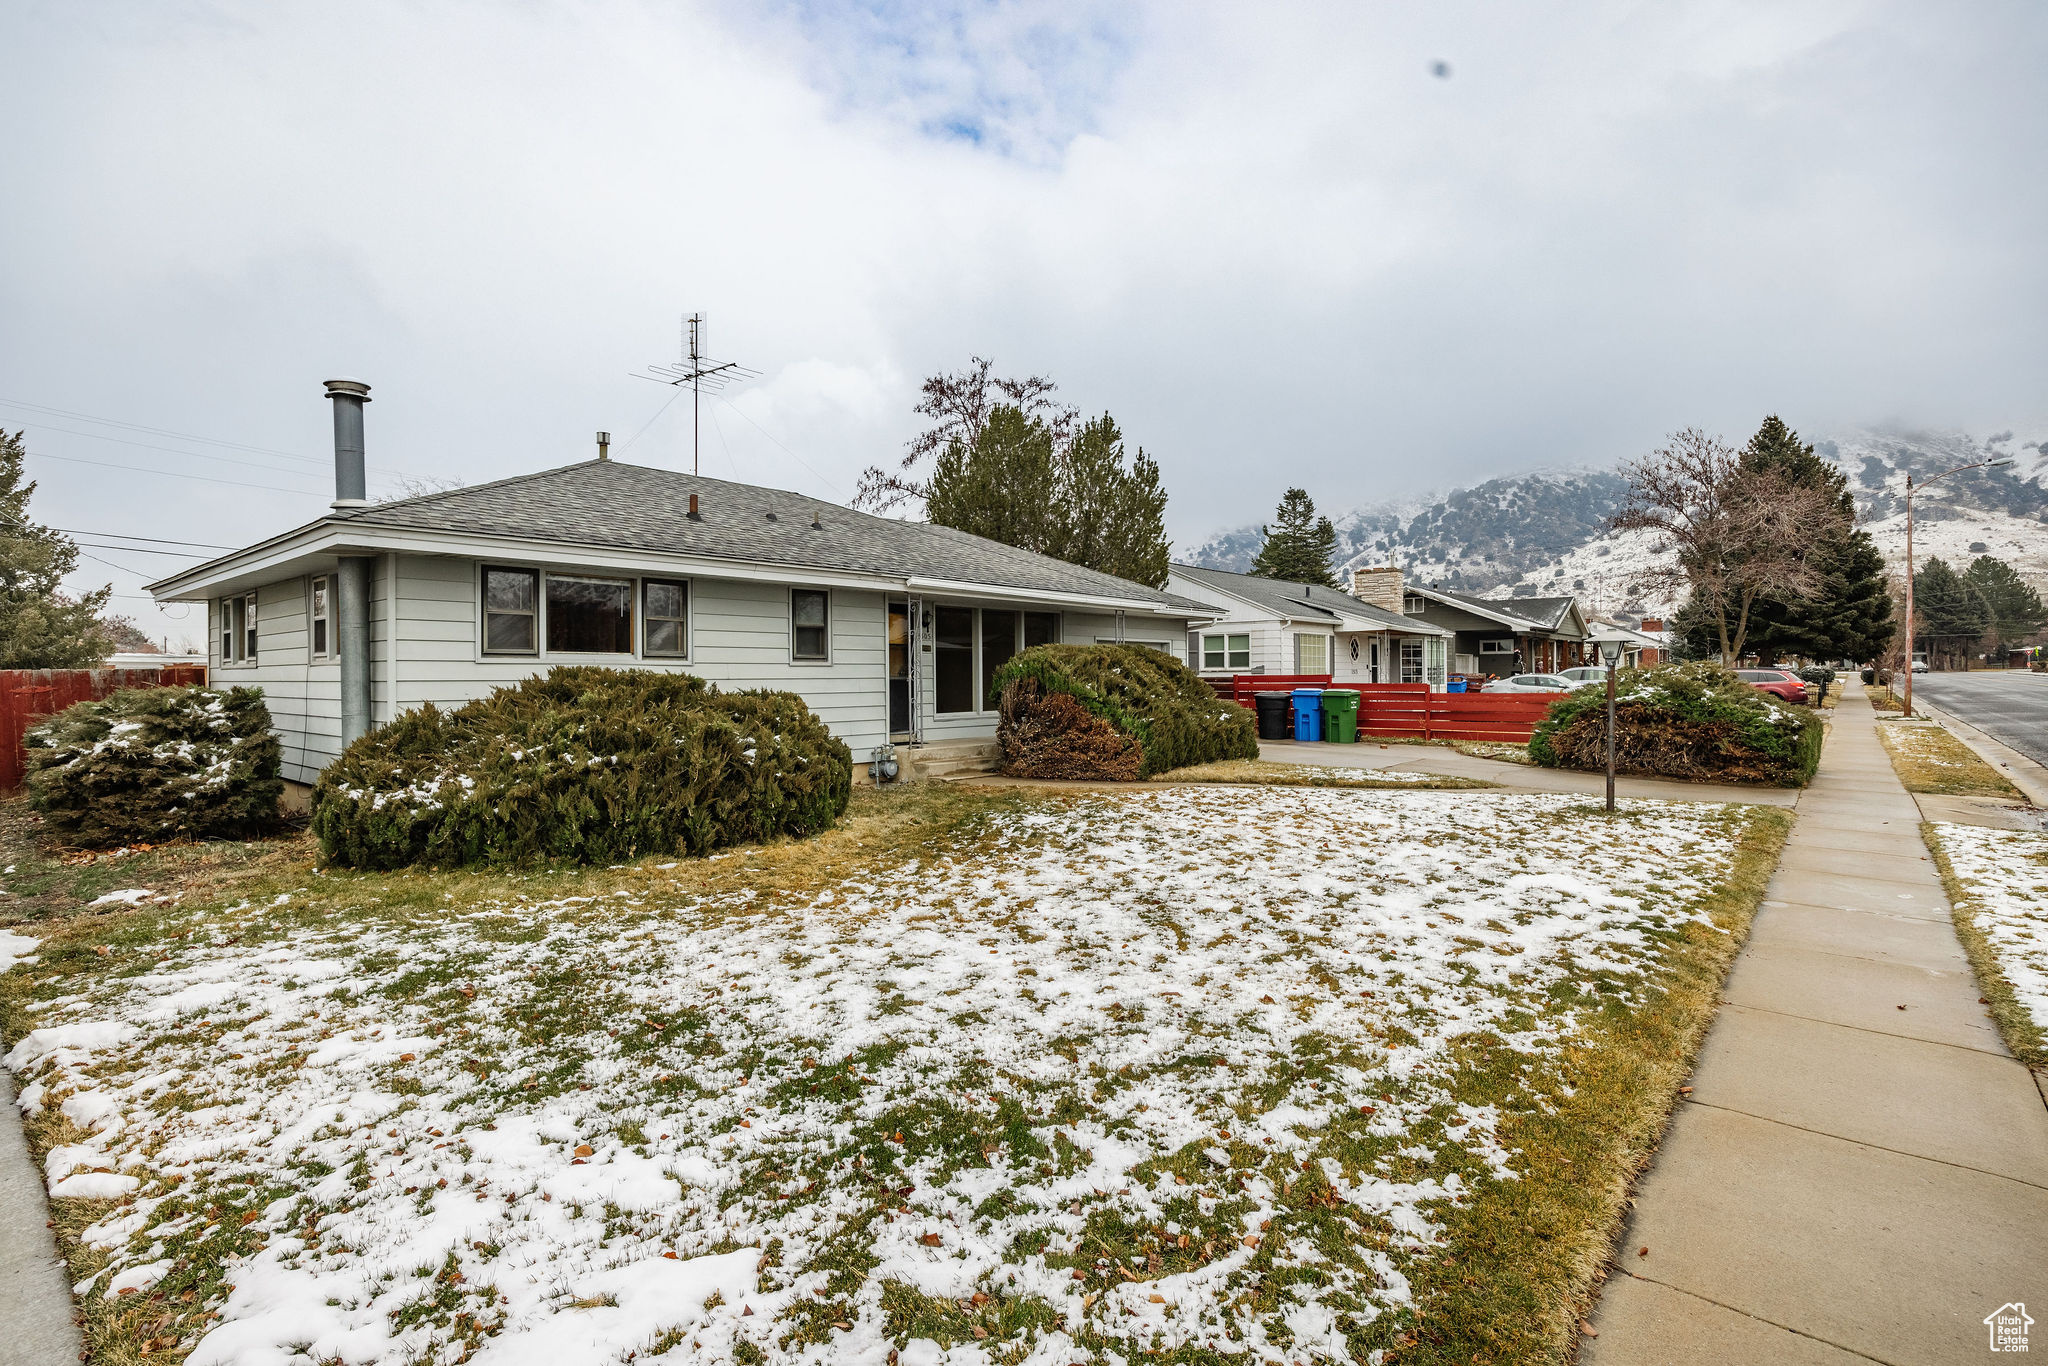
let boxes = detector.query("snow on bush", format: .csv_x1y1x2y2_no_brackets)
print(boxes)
1529,660,1821,786
6,786,1755,1364
25,685,282,846
310,666,852,869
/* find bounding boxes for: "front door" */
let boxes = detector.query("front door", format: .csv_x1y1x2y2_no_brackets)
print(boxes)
1368,638,1381,683
888,601,911,737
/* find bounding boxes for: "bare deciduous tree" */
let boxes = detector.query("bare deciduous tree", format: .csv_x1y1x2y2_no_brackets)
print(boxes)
854,356,1074,513
1612,428,1838,664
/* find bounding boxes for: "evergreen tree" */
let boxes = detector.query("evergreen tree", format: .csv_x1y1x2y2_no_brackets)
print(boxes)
924,405,1061,555
1737,415,1893,663
0,430,115,668
1249,488,1339,587
1054,414,1170,588
1962,554,2048,651
1911,557,1990,664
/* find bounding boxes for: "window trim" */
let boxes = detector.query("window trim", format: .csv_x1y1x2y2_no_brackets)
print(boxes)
309,575,332,661
791,587,832,664
481,564,543,657
641,578,690,661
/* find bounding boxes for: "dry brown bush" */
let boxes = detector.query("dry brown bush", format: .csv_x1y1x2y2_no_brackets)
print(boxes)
996,679,1144,781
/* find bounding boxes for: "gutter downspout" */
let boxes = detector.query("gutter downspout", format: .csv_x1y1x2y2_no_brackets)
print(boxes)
325,379,376,748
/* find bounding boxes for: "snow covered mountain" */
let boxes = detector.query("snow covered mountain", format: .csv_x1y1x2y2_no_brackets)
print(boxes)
1180,426,2048,617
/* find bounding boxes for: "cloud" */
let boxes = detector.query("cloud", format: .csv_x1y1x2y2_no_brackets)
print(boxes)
0,0,2042,640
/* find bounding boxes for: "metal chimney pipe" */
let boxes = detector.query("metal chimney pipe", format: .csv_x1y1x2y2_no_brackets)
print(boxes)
324,378,372,507
323,379,375,745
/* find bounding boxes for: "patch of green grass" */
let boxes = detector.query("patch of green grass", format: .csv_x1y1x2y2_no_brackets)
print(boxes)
1924,823,2048,1067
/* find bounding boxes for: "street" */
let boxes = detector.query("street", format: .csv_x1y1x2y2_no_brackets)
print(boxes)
1910,668,2048,768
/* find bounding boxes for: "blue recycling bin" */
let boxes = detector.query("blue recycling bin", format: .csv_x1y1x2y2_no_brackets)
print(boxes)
1291,687,1325,742
1446,679,1468,693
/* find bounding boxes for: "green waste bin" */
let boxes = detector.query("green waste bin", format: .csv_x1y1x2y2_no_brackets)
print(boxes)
1321,689,1361,743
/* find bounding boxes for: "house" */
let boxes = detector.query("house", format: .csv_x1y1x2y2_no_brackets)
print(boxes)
146,380,1217,787
1356,569,1593,678
1165,564,1455,688
1585,617,1667,668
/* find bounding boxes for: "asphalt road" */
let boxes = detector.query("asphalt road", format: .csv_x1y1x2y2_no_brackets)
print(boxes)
1908,668,2048,768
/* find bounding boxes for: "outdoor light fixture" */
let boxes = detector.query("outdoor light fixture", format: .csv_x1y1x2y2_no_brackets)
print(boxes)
1598,615,1638,813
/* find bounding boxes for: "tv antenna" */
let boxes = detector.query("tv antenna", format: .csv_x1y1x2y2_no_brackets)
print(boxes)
636,313,760,475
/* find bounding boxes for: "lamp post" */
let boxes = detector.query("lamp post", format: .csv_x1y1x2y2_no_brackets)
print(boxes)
1901,457,2012,719
1600,635,1625,811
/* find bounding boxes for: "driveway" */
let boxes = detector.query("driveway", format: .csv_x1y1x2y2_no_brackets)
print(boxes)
1909,669,2048,768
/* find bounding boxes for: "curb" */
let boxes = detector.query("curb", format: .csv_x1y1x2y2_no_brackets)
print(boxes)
1906,695,2048,809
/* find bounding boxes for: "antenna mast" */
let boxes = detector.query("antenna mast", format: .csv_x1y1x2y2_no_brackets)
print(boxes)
637,313,759,476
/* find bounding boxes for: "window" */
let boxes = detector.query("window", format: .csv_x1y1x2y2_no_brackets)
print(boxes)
1294,633,1327,674
1479,638,1514,654
1403,594,1426,615
547,575,632,653
1200,634,1253,670
980,609,1018,706
1024,612,1059,648
1400,639,1425,683
482,566,540,655
218,598,235,663
934,606,976,713
310,576,331,659
792,589,830,661
643,579,689,658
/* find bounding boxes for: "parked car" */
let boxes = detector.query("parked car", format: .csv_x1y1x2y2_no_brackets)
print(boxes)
1734,668,1811,703
1557,666,1610,686
1910,659,1930,673
1483,673,1575,693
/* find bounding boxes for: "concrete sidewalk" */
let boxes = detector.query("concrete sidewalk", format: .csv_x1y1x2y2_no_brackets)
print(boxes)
1584,682,2048,1365
0,1068,82,1365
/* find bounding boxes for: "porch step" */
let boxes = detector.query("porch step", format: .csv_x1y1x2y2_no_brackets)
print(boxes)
904,739,1000,782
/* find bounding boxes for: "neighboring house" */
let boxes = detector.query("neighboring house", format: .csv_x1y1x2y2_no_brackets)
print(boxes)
147,381,1216,787
1351,569,1593,678
1165,564,1455,688
1584,618,1667,668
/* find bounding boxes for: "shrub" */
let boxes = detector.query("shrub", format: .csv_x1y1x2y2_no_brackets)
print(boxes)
26,685,283,846
1528,660,1822,786
989,644,1257,779
310,667,852,869
1799,666,1836,686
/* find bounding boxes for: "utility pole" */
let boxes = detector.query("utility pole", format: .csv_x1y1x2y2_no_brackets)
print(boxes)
637,314,759,475
1900,456,2011,719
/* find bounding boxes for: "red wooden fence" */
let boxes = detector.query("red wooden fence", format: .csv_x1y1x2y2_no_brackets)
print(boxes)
1348,683,1562,742
0,665,208,790
1208,674,1335,705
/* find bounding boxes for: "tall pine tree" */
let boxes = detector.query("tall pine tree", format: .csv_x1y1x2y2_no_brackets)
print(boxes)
1054,413,1170,588
1912,556,1990,665
1249,489,1339,587
1738,415,1894,664
924,405,1061,555
0,430,115,668
1961,554,2047,652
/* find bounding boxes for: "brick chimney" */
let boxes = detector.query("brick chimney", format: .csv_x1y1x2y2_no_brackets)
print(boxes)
1639,617,1664,632
1350,566,1404,612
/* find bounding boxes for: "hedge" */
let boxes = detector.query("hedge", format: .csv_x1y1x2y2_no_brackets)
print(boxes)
989,644,1258,779
26,685,283,846
310,667,852,869
1528,660,1822,786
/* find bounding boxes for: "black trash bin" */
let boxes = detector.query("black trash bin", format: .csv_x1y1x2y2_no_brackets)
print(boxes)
1253,691,1291,741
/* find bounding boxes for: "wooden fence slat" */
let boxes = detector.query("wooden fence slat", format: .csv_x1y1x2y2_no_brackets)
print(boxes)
0,665,211,792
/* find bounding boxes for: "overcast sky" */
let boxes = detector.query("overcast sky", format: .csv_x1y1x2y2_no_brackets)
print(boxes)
2,0,2043,646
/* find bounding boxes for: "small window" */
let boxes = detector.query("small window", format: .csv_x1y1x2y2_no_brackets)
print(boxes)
1403,594,1426,615
219,598,235,663
548,574,633,654
1479,638,1515,653
1202,634,1227,670
1226,633,1250,669
1294,633,1328,673
242,593,259,663
1400,639,1425,683
482,566,539,655
310,576,331,659
643,579,689,658
792,589,830,661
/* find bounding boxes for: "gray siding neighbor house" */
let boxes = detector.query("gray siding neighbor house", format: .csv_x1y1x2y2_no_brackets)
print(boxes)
1165,565,1454,688
1348,567,1592,678
147,381,1215,786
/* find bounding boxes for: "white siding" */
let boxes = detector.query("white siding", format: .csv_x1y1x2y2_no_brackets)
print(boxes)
209,577,340,785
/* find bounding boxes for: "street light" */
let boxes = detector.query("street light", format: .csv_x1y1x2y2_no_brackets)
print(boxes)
1901,457,2013,718
1599,634,1626,812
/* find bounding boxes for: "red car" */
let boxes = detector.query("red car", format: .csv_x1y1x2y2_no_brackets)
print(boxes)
1734,668,1811,704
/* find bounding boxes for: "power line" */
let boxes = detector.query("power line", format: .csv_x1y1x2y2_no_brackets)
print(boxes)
713,394,844,497
21,422,335,481
0,396,326,465
73,541,204,559
49,527,236,550
25,449,325,495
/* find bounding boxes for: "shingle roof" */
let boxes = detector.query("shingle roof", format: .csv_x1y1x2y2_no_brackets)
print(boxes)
327,460,1192,607
1169,564,1446,634
1425,586,1579,632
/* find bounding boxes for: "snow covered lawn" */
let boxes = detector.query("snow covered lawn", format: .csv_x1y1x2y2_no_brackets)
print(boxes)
1928,822,2048,1064
4,786,1774,1366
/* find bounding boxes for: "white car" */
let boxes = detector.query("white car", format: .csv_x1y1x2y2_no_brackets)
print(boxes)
1556,666,1610,686
1482,673,1575,693
1910,659,1929,674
